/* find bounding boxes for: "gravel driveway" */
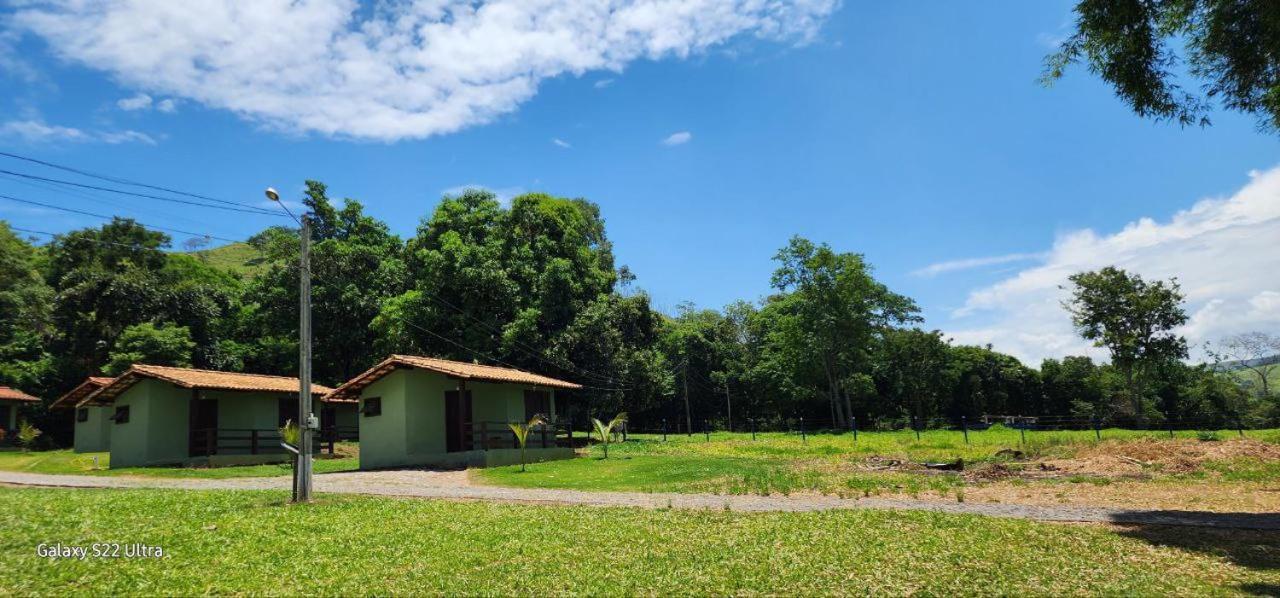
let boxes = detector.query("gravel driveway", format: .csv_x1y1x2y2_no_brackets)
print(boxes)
2,470,1277,530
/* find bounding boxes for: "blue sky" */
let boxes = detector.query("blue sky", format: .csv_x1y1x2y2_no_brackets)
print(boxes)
2,1,1277,364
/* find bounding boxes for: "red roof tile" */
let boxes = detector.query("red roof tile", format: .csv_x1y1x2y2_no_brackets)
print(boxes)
326,354,581,401
86,365,333,405
0,386,40,403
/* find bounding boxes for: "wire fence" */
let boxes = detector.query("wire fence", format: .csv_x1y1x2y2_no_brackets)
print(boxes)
608,413,1265,444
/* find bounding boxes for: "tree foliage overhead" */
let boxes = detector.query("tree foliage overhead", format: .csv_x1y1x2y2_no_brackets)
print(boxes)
1045,0,1280,132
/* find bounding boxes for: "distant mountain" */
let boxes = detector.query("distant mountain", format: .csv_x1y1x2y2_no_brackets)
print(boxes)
188,242,269,278
1216,354,1280,371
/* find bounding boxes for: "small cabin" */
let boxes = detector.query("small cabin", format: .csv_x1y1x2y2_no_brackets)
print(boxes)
0,385,40,439
49,376,116,453
87,364,346,468
326,355,581,470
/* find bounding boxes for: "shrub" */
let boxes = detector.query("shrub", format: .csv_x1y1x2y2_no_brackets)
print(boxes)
17,421,42,451
1196,430,1221,442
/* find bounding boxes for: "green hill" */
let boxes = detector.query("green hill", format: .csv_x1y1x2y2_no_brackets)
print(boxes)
189,242,269,278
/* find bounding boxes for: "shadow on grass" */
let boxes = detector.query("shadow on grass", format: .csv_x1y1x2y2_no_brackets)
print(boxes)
1115,520,1280,572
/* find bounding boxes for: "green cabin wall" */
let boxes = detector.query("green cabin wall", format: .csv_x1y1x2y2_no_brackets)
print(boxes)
108,380,300,469
73,405,112,453
358,368,564,470
110,379,190,468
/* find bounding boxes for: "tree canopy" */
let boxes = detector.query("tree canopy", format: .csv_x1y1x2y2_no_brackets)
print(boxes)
1045,0,1280,132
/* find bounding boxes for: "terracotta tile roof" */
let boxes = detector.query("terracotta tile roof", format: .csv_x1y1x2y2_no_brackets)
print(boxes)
50,377,115,409
86,364,334,405
0,386,40,403
326,354,581,401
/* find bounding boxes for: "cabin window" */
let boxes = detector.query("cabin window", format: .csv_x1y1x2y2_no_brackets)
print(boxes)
112,405,130,424
77,408,89,423
363,397,382,417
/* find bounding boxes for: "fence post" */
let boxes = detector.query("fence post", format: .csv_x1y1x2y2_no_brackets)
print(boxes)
1092,416,1101,441
328,429,335,454
800,417,806,444
541,425,548,449
250,429,259,455
751,418,757,441
1236,416,1245,438
1019,423,1026,446
480,421,488,451
1167,418,1175,439
662,418,668,442
913,417,920,442
851,416,857,443
961,416,969,445
205,428,215,457
704,419,709,442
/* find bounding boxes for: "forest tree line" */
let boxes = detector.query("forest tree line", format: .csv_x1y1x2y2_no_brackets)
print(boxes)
1,182,1275,443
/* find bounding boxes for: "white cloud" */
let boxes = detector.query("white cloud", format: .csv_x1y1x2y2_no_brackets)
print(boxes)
11,1,838,142
661,130,692,146
155,98,176,113
944,166,1280,365
0,119,156,145
552,137,571,148
912,252,1044,278
1,119,90,143
116,93,152,111
594,78,615,89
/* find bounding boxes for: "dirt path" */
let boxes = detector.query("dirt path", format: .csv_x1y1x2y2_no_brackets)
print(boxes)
2,470,1277,530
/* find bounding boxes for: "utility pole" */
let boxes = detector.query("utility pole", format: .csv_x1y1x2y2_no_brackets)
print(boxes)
682,360,692,437
296,215,314,502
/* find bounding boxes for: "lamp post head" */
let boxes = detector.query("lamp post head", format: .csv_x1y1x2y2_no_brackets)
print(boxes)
264,187,280,202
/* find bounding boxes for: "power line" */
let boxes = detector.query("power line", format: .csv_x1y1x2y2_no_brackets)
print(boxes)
396,316,628,393
0,170,245,234
0,150,277,212
9,226,170,250
0,168,283,217
413,286,630,387
0,193,242,244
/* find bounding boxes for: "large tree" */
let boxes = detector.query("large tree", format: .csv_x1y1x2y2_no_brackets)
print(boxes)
1064,266,1188,419
769,236,919,428
0,222,52,391
244,181,405,384
1044,0,1280,132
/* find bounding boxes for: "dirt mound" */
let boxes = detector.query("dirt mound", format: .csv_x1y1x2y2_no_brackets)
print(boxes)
1042,438,1279,477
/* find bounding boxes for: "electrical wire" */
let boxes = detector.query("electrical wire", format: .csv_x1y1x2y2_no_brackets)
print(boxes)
0,150,277,212
413,286,631,387
8,226,170,250
0,168,283,216
0,193,242,244
394,316,629,393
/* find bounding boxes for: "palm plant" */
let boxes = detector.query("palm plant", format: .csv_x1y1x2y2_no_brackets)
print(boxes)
16,421,42,452
590,412,628,459
508,414,547,472
279,419,300,448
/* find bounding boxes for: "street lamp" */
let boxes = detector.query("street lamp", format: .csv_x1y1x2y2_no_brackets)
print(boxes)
266,186,313,502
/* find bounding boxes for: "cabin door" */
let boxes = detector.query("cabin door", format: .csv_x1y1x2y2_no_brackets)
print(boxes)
189,398,219,457
444,390,472,453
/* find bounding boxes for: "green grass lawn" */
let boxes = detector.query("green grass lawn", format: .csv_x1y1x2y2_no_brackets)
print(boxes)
476,427,1280,497
2,487,1275,595
0,449,359,478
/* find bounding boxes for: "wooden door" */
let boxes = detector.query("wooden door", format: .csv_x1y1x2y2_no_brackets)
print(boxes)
188,398,219,456
444,390,472,452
